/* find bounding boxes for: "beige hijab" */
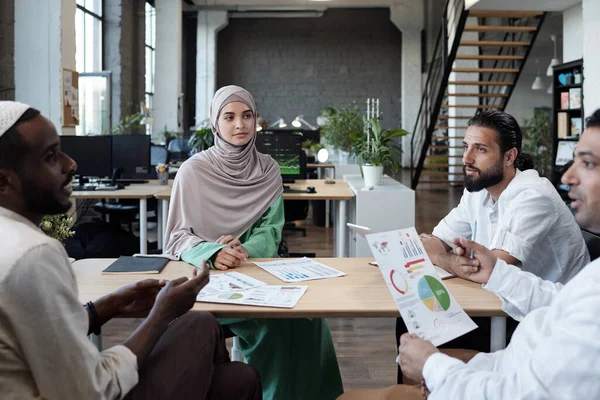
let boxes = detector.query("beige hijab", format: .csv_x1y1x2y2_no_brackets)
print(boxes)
164,85,283,256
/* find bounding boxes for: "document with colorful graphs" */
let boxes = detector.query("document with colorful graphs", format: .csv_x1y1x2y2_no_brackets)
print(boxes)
366,227,477,346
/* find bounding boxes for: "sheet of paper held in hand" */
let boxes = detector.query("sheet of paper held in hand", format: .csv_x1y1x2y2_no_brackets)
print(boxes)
366,227,477,346
253,257,346,282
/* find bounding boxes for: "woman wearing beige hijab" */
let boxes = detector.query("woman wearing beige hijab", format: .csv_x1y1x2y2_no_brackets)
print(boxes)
165,85,343,400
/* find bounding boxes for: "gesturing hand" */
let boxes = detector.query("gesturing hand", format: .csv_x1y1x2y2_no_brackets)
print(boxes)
451,238,498,284
399,333,439,382
151,261,210,323
111,279,167,315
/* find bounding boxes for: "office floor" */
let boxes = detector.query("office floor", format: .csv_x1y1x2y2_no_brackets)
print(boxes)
101,176,464,391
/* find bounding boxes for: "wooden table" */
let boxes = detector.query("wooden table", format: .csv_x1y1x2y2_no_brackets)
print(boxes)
71,182,167,254
154,179,355,257
74,257,506,350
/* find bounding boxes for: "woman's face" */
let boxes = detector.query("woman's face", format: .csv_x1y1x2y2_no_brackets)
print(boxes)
217,101,255,146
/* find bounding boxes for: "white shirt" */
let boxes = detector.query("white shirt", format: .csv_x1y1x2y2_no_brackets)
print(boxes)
423,258,600,399
432,169,589,283
0,207,138,400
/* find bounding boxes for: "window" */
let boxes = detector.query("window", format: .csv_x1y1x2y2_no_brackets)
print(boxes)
75,0,103,73
145,1,156,136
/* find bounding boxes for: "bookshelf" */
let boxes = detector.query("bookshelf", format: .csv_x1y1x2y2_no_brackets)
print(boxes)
551,59,583,186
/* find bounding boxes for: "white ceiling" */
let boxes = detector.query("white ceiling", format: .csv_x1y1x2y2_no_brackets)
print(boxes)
468,0,581,12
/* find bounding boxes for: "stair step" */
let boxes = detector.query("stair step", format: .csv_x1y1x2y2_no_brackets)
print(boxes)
455,54,525,61
426,154,463,158
447,81,514,86
464,25,537,33
434,125,468,129
418,180,464,184
441,104,503,109
420,171,465,176
453,67,519,73
468,10,544,18
429,145,463,149
433,136,466,140
460,40,530,47
438,115,473,120
446,93,509,97
423,164,464,168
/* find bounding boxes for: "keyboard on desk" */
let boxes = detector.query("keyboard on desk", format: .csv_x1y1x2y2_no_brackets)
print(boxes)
72,185,120,192
283,188,309,194
99,179,149,185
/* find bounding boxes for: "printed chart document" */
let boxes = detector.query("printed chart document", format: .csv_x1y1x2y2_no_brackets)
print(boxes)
366,227,477,346
197,272,267,299
198,285,308,308
253,257,346,282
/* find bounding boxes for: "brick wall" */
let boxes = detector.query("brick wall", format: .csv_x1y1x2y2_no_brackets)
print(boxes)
0,0,15,101
216,8,402,129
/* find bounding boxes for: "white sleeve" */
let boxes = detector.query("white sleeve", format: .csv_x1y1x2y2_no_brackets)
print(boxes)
490,188,557,264
424,273,600,400
483,259,563,321
4,243,138,400
432,191,472,246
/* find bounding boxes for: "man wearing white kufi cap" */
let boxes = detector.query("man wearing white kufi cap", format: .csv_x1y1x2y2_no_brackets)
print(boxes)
0,101,261,400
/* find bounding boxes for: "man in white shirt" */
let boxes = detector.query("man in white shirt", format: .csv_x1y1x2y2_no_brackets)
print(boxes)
396,111,589,379
0,101,261,400
339,109,600,399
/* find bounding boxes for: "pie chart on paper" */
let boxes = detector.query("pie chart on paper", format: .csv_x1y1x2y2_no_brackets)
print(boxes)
418,275,451,312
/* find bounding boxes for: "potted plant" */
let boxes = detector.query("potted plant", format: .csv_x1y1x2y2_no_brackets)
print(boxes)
352,117,408,187
522,108,552,178
188,122,214,155
41,214,75,244
319,104,364,161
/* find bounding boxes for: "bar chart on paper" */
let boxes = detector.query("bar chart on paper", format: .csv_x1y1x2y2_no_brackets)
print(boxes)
418,275,451,312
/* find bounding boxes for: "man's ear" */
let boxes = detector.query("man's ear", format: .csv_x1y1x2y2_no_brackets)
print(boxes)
505,147,518,167
0,169,20,195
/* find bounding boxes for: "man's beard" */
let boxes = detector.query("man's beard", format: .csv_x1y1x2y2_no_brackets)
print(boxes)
463,160,504,192
21,177,71,216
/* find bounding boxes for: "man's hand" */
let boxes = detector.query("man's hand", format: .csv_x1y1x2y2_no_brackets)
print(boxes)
110,279,167,315
451,238,498,284
399,333,439,382
214,235,248,270
420,234,450,266
150,261,210,324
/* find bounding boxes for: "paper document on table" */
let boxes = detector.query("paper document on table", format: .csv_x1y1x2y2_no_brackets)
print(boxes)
366,227,477,346
197,272,266,299
197,285,308,308
435,266,454,279
253,257,346,282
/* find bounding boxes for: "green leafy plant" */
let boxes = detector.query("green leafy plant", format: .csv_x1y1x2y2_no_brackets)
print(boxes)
112,112,144,135
188,121,214,154
522,109,552,178
161,126,178,145
351,118,408,173
319,104,364,153
41,214,75,244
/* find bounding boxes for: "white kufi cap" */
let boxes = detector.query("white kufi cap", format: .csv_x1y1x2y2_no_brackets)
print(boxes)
0,101,32,138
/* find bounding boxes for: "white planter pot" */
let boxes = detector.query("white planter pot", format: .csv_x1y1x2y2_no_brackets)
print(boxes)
362,165,384,188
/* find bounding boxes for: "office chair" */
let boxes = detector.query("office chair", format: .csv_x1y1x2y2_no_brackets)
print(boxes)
151,144,169,166
582,229,600,261
283,200,309,236
167,138,190,162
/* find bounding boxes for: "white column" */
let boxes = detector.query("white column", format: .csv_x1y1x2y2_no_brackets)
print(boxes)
15,0,76,135
582,0,600,118
195,11,228,126
154,0,182,133
390,2,424,168
562,4,583,63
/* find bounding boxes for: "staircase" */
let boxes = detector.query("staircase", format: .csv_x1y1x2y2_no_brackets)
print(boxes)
410,1,545,189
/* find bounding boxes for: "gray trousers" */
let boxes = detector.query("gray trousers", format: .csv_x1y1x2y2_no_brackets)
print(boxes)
126,311,262,400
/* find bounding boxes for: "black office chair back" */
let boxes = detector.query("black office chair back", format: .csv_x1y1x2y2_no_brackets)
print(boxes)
582,229,600,261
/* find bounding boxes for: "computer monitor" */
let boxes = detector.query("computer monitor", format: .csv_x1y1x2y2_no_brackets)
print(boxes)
112,134,151,178
60,135,113,179
255,132,306,183
555,140,578,166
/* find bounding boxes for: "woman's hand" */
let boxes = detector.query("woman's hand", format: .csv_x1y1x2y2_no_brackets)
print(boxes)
214,235,249,270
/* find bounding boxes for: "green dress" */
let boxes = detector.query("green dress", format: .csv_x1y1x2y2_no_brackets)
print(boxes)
181,195,344,400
